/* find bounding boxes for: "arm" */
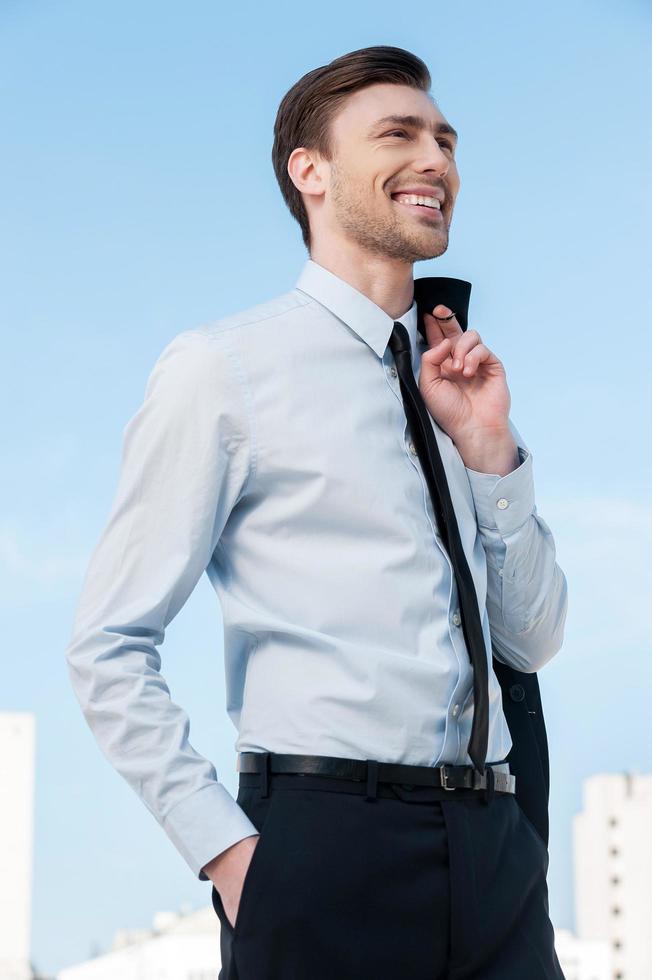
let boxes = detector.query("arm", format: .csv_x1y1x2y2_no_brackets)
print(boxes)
461,417,569,673
64,328,259,880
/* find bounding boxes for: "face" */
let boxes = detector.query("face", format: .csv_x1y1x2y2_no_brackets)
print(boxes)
302,83,460,263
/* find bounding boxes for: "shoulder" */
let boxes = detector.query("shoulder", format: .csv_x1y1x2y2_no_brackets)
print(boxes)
191,288,313,343
145,287,315,400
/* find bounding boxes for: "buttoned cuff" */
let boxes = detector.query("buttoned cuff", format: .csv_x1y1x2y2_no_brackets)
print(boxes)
465,446,535,535
161,781,259,880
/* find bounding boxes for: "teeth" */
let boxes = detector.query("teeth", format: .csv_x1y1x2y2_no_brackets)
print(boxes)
393,193,441,209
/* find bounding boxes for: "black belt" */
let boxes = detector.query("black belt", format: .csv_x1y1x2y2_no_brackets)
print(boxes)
237,752,516,795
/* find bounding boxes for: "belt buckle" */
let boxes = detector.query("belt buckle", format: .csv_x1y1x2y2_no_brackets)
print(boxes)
439,765,456,790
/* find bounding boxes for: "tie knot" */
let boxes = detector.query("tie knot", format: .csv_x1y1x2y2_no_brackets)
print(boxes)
388,321,411,357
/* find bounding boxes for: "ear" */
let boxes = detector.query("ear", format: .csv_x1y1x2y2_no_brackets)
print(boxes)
287,147,326,201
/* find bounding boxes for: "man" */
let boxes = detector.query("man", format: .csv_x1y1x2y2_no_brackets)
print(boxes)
65,45,568,979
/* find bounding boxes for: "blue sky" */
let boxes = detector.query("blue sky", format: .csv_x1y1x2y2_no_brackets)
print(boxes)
1,0,650,974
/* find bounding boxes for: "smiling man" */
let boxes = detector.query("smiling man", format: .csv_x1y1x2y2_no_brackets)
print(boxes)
307,86,460,287
65,45,568,979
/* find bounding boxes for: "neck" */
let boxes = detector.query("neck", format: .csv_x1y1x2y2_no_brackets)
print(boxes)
309,240,415,321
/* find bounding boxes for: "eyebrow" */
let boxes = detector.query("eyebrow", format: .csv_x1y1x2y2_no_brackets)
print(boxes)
367,114,459,144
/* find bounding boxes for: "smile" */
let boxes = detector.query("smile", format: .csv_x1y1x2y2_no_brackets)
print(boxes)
391,197,444,222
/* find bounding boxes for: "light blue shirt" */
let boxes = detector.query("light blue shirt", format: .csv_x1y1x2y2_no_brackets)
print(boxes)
64,258,568,880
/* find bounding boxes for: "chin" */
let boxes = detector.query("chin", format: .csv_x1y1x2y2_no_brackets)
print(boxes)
418,239,449,261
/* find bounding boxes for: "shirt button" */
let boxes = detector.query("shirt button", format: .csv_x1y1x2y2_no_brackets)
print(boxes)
389,366,397,378
452,703,460,717
408,441,418,455
452,611,461,626
497,498,509,510
498,569,504,577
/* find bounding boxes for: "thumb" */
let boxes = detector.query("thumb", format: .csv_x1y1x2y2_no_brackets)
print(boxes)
421,338,452,375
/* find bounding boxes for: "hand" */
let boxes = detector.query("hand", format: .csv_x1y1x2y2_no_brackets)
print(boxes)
204,834,260,930
419,304,512,448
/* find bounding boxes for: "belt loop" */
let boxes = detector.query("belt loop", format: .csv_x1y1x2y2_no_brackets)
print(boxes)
260,751,270,798
482,765,495,806
365,760,379,801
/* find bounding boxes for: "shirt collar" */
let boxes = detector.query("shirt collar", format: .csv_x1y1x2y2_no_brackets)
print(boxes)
295,258,473,359
295,259,418,359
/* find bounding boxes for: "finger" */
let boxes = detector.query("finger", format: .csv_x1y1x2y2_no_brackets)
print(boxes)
450,329,482,369
460,343,491,376
422,337,453,374
422,312,446,346
423,304,463,346
434,307,457,321
431,304,463,339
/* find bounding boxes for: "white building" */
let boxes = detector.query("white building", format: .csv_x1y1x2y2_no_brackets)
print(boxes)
573,772,652,980
57,906,222,980
0,712,36,980
555,927,611,980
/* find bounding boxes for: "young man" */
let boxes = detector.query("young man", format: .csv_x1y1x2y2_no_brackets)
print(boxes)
65,45,568,979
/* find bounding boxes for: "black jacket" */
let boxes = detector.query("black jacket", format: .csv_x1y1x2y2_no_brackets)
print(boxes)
414,275,550,847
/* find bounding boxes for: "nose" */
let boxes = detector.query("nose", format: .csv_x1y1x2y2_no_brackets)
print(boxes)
416,138,451,177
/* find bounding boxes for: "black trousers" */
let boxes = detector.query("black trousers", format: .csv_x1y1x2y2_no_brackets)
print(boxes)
211,770,565,979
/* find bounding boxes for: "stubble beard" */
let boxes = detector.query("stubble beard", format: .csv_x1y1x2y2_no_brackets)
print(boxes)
329,162,450,264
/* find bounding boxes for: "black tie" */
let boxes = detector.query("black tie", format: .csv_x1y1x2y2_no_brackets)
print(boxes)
387,283,489,776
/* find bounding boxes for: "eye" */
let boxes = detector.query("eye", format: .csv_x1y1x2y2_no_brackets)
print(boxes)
385,131,454,154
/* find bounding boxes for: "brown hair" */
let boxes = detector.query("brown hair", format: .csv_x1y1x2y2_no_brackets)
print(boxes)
271,45,432,251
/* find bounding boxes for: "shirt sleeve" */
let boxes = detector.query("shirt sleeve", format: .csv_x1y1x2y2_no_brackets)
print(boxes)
464,416,569,673
64,328,260,880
